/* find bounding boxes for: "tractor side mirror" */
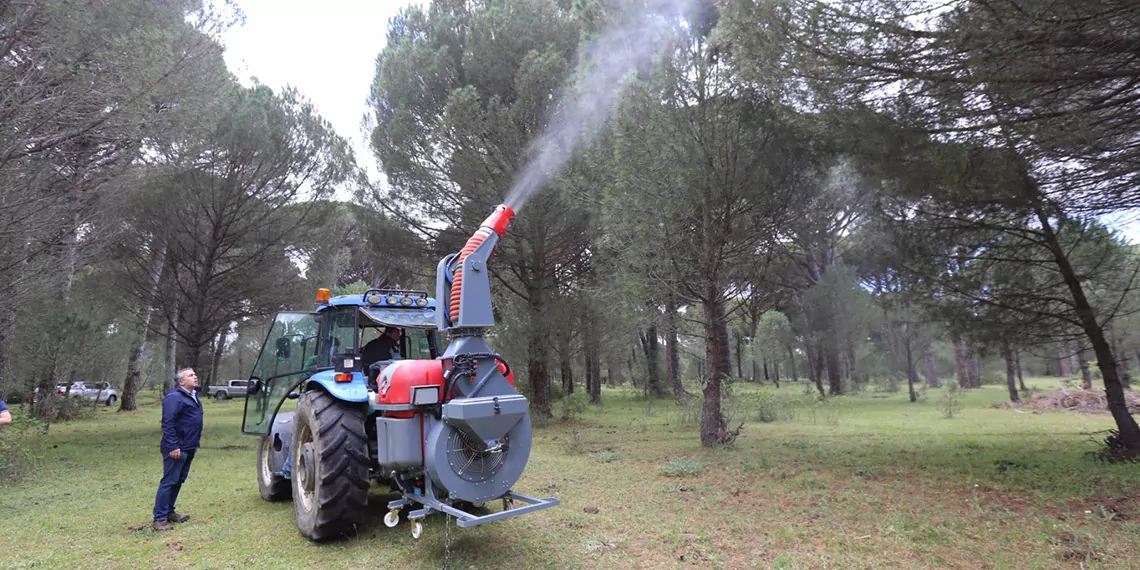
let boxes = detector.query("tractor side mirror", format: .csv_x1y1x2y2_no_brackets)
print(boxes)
275,337,291,359
248,378,261,395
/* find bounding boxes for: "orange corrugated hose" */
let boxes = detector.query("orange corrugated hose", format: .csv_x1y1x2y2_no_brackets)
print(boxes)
449,227,493,324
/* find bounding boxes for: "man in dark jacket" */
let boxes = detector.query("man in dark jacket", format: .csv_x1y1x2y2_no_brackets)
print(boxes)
152,367,203,531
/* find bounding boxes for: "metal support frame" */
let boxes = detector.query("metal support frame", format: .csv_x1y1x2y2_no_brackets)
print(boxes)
387,474,559,528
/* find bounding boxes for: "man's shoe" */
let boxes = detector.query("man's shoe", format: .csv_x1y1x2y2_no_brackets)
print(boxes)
153,520,174,531
168,512,190,523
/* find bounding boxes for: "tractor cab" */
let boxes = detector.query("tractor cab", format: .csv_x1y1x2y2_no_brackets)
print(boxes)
241,288,441,438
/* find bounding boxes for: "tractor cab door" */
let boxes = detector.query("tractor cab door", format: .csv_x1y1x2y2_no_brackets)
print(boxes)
242,312,320,436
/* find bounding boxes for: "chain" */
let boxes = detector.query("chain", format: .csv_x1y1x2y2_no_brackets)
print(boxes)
442,514,452,570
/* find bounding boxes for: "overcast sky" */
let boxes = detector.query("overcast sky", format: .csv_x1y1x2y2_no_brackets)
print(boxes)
220,0,422,183
215,1,1140,243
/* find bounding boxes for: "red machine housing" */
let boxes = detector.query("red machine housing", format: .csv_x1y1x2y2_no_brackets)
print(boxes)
376,360,445,418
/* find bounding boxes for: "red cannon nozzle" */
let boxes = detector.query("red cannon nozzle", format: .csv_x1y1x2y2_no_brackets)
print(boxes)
479,204,515,237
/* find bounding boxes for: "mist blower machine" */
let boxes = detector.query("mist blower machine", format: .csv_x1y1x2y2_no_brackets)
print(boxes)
240,204,559,542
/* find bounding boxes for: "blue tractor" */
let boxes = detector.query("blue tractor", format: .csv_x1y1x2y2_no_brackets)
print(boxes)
242,205,558,541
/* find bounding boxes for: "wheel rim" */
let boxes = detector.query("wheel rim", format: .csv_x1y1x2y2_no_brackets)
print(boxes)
259,437,273,485
296,425,316,512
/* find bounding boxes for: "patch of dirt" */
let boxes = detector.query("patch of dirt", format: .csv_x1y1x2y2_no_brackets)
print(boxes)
992,389,1140,414
1065,495,1139,522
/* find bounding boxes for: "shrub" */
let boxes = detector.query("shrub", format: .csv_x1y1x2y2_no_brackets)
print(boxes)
589,451,621,463
940,384,964,419
656,458,706,477
559,392,588,420
560,428,584,455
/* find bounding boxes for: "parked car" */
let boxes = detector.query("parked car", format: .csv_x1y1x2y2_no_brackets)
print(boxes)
60,381,119,406
207,379,249,400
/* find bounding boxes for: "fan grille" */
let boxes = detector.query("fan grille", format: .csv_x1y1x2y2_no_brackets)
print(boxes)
445,427,506,483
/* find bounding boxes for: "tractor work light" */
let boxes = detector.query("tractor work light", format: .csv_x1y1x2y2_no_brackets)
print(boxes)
366,294,382,304
400,297,413,306
387,295,399,305
415,297,428,307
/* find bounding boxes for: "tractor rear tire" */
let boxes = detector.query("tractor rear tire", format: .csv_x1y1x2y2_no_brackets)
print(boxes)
258,435,291,502
291,390,369,541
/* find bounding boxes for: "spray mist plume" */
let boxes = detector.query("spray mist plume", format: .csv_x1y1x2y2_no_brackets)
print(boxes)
503,0,693,212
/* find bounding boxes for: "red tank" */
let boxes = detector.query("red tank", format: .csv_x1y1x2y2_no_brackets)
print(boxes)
376,360,445,418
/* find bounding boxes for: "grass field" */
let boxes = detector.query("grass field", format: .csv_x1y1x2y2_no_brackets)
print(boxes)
1,380,1139,569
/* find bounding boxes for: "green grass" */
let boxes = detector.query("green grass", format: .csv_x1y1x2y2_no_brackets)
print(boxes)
1,379,1139,569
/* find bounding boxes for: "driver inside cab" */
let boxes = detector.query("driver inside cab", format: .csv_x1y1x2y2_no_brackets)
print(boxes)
361,326,402,384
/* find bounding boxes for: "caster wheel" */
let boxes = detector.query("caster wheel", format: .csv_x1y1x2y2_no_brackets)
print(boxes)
411,520,424,540
384,510,399,528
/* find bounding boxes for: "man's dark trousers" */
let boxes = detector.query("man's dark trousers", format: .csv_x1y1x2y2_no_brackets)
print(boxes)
153,449,196,521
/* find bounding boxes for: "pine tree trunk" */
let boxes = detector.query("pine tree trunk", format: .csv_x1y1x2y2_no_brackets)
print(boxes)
1015,349,1026,392
587,335,601,404
825,334,843,395
954,338,968,389
965,343,981,388
699,294,730,447
120,242,168,411
584,343,595,402
846,339,860,388
1069,341,1081,378
773,361,780,388
1080,352,1092,390
923,339,940,387
1003,343,1020,403
1058,344,1072,377
735,331,743,379
904,326,917,403
559,345,574,396
787,344,798,381
527,326,551,417
666,294,683,402
164,321,176,392
805,339,824,396
1031,198,1140,449
208,331,224,389
641,324,661,397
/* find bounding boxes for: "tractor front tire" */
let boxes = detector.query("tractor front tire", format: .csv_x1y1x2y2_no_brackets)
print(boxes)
291,390,369,541
258,435,291,502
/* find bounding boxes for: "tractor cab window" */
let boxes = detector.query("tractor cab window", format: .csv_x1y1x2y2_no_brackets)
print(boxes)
314,307,357,368
403,329,434,360
358,326,437,361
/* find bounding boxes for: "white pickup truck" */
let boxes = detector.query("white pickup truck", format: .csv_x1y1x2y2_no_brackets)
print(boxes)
207,379,249,400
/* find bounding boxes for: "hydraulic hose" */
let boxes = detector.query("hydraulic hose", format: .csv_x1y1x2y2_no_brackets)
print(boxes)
448,205,515,325
449,227,493,324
